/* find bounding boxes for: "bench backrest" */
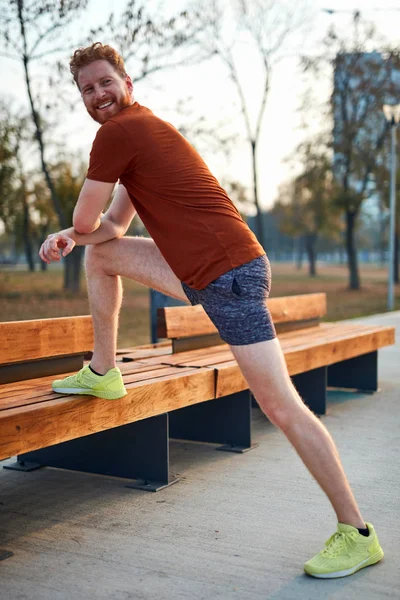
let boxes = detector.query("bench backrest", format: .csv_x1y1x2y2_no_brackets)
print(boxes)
157,293,327,352
0,315,94,384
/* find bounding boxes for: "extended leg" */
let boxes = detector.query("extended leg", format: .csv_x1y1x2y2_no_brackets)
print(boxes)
230,339,365,529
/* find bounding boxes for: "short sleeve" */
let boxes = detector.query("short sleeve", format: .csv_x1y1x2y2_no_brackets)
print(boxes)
87,121,134,183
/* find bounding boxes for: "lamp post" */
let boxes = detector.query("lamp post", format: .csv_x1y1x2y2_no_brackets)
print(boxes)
383,104,400,310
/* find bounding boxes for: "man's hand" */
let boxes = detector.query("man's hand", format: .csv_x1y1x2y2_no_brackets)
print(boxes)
39,232,76,264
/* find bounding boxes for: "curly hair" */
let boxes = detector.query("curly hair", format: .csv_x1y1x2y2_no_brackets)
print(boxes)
70,42,127,87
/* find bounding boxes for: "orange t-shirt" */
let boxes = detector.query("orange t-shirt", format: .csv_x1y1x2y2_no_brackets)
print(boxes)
87,102,264,289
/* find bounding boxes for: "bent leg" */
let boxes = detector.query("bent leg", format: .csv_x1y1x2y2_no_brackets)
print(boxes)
85,236,188,373
229,338,365,529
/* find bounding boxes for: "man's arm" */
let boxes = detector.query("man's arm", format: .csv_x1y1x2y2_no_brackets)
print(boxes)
73,178,114,234
39,182,136,264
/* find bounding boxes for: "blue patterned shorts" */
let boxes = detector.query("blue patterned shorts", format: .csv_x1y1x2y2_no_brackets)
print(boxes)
181,254,276,346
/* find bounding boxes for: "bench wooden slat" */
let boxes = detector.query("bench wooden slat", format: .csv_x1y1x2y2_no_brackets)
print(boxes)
0,316,94,365
158,344,231,366
157,293,327,339
168,353,233,369
0,361,172,401
0,361,187,406
285,327,394,375
150,323,394,370
0,364,201,412
116,323,353,366
279,323,386,349
280,323,395,353
214,361,247,398
0,368,215,461
1,391,57,412
117,345,173,362
215,324,395,397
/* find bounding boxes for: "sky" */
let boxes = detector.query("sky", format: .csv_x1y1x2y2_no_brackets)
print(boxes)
2,0,400,211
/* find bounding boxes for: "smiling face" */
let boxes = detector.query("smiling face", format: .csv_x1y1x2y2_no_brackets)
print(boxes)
78,60,134,124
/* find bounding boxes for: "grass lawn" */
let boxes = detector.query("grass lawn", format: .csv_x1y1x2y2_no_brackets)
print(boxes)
0,262,398,348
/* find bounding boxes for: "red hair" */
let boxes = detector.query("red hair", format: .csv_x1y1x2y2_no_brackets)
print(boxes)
70,42,127,86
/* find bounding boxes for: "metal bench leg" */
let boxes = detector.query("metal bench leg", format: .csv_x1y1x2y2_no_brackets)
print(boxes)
169,391,254,453
4,459,43,472
11,414,178,492
292,367,327,415
328,351,378,393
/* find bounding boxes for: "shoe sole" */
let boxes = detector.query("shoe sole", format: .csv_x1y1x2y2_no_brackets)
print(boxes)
304,548,384,579
52,386,127,400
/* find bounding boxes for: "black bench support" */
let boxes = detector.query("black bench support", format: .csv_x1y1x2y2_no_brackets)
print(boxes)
3,459,43,472
169,391,254,453
292,366,327,415
328,351,378,392
7,414,179,492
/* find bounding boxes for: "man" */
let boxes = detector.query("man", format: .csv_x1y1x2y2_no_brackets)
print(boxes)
39,42,384,578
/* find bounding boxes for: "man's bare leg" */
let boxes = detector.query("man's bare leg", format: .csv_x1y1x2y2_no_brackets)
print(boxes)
85,240,364,526
84,236,188,374
230,339,365,529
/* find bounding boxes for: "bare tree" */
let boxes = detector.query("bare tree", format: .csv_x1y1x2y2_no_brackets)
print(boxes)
0,1,88,229
303,14,400,289
0,0,211,290
0,0,89,289
0,101,37,270
194,0,309,248
273,138,341,276
373,127,400,284
86,1,210,82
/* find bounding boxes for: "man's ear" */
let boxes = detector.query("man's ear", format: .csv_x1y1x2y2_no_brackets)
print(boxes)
126,75,134,94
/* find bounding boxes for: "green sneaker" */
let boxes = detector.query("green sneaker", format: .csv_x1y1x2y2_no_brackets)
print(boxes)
52,365,127,400
304,523,384,578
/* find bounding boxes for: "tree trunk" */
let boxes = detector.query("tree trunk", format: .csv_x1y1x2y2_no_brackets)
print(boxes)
17,1,78,290
63,247,85,293
37,224,49,271
394,229,399,285
251,141,265,250
346,210,360,290
296,237,304,270
22,194,35,272
17,2,66,230
305,233,317,277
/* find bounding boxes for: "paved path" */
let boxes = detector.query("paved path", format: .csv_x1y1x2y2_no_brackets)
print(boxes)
1,312,399,599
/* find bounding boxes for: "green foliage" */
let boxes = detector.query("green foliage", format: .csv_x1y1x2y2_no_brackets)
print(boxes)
273,139,342,242
49,158,86,223
0,102,30,233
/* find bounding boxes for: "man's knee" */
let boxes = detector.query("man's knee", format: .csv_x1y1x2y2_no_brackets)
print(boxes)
255,383,307,431
85,242,111,272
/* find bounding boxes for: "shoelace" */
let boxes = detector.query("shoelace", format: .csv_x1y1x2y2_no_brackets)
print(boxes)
77,370,87,385
63,369,87,386
322,532,356,557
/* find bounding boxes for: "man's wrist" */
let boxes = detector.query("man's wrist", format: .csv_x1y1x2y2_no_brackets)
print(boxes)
59,227,77,241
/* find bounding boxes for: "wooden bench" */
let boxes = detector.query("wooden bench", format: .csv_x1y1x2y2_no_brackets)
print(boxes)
156,293,395,413
0,316,217,494
0,294,395,561
0,294,395,499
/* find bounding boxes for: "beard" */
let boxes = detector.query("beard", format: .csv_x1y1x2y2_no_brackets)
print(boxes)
86,92,132,124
